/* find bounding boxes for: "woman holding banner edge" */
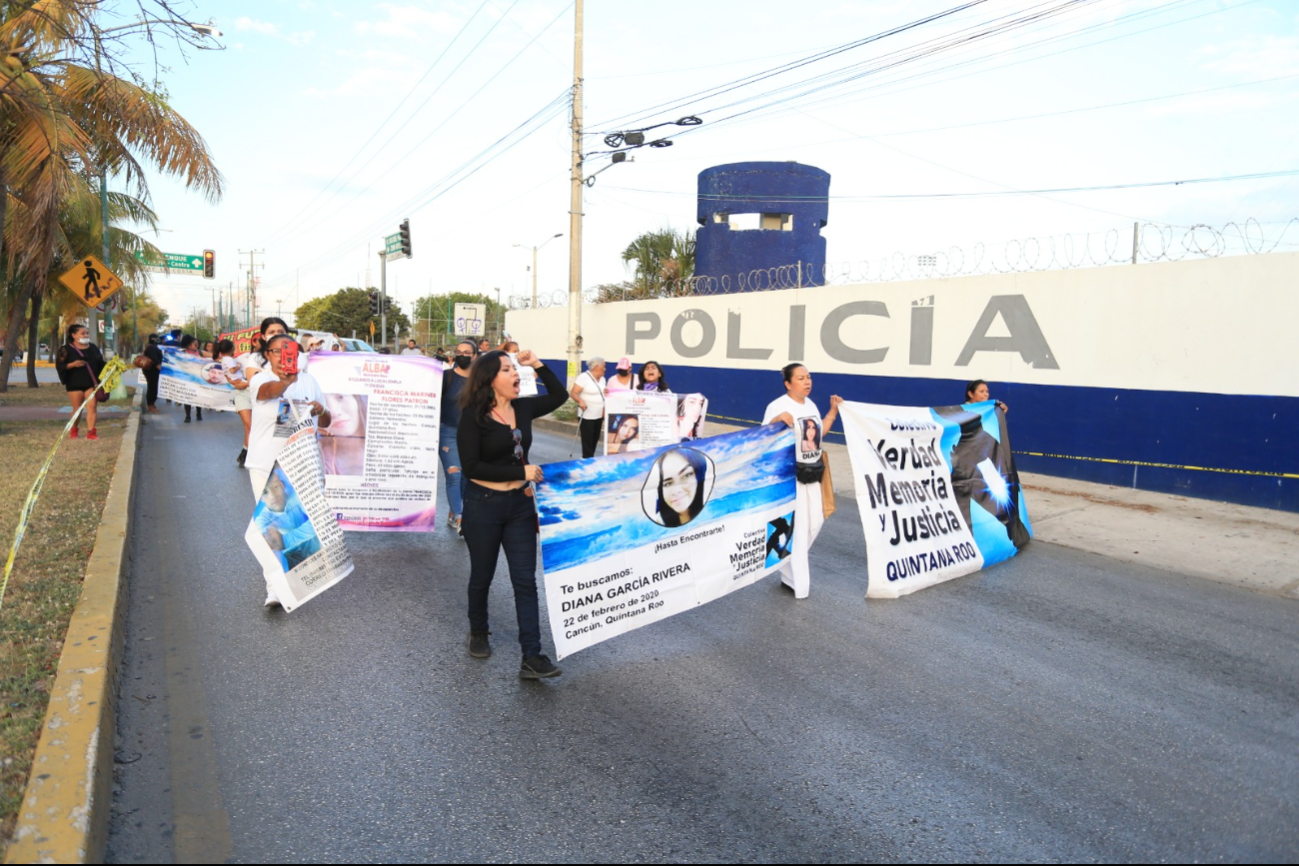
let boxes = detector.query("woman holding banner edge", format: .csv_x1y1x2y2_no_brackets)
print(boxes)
763,364,842,599
457,349,568,679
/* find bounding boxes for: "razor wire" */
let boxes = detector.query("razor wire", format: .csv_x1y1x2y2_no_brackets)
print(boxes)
506,218,1298,308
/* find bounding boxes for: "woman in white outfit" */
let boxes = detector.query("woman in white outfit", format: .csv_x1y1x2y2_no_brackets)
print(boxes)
762,363,842,599
245,333,332,608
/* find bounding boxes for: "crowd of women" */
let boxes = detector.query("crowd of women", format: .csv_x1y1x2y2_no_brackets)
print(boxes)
54,315,1006,683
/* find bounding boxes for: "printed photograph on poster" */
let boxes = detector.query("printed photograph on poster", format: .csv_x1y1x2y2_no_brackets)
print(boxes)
537,424,797,660
604,391,709,455
608,413,641,454
641,447,716,527
244,427,355,612
840,400,1033,599
319,393,368,476
254,467,322,571
676,393,708,440
157,346,237,411
307,352,444,532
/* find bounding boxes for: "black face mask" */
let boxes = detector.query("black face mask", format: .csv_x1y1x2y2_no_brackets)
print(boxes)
454,355,473,370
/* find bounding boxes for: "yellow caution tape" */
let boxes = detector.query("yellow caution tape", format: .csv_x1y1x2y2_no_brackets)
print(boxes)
0,357,130,613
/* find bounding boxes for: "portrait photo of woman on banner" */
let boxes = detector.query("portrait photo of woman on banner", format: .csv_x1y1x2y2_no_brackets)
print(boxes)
642,446,715,528
609,413,640,454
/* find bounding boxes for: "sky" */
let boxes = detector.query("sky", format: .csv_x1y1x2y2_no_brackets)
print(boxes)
123,0,1299,334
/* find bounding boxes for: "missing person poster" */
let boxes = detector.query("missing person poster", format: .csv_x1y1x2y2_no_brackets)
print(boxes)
156,346,237,411
306,352,444,532
604,391,709,455
841,400,1033,599
538,423,796,660
245,419,355,612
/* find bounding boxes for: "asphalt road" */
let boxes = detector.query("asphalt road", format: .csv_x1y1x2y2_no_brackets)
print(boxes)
107,407,1299,863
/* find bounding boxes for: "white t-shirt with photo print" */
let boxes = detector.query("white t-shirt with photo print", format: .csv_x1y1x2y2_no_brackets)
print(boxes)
245,370,326,472
763,394,824,464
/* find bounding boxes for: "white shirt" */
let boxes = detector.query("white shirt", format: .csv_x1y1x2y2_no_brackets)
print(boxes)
763,394,824,464
240,351,267,380
400,347,423,356
573,371,606,420
246,370,326,472
221,355,245,382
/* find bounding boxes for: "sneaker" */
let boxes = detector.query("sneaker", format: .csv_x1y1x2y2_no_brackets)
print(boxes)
520,655,561,679
87,429,99,441
447,511,457,528
69,427,78,439
264,592,282,609
467,631,491,659
237,448,247,467
454,516,464,538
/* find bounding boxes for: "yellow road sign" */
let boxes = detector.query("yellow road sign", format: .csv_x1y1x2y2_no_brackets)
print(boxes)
58,254,124,309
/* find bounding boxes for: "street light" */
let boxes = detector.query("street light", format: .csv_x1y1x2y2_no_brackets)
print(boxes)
513,233,563,308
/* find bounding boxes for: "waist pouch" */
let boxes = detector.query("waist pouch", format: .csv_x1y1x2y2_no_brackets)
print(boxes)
796,459,825,485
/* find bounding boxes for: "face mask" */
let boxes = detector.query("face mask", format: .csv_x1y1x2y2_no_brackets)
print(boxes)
77,336,89,345
454,355,473,370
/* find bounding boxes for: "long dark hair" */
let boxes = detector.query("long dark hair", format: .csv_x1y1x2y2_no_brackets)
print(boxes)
656,447,709,528
965,379,987,401
256,317,290,356
179,334,198,351
458,349,508,425
636,361,669,392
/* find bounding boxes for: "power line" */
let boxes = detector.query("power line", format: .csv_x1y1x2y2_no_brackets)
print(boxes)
267,2,573,252
260,0,496,247
601,169,1299,202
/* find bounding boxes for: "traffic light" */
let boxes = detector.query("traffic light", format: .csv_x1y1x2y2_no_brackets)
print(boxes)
203,249,215,279
399,219,412,258
368,291,379,316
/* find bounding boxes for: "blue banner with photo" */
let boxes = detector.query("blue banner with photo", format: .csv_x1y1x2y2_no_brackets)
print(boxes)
537,423,797,659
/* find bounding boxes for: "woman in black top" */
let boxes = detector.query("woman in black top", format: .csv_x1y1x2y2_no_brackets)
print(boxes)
55,324,106,440
457,349,568,679
439,340,477,534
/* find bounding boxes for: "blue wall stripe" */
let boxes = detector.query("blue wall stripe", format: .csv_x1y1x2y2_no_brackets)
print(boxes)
544,358,1298,513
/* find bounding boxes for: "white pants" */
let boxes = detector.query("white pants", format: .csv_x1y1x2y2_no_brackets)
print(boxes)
248,468,279,599
780,480,825,599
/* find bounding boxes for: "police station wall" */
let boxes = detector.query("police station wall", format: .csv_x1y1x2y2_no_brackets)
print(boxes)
509,253,1299,511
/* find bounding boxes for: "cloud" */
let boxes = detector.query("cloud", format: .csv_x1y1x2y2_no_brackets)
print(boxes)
235,17,280,36
353,3,470,40
1202,35,1299,78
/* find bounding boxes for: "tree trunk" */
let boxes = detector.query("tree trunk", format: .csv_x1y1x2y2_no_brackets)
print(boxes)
0,281,32,394
25,289,42,387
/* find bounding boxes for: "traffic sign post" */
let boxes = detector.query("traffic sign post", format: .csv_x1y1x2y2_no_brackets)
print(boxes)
454,303,485,337
59,254,125,310
134,250,208,273
384,233,403,263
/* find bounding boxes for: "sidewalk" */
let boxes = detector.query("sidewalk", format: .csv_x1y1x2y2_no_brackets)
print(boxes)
535,416,1299,600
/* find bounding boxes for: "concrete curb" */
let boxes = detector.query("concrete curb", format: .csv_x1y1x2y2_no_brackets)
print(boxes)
6,390,143,864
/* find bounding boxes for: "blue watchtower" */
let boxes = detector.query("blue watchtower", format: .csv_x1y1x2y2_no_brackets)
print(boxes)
694,161,830,290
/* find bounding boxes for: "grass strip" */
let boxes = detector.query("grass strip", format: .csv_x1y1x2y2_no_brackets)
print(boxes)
0,414,127,849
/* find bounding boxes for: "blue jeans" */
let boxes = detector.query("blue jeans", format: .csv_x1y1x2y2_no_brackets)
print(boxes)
439,423,465,518
461,483,542,659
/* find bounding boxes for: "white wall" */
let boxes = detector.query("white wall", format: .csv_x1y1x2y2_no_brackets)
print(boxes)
507,252,1299,398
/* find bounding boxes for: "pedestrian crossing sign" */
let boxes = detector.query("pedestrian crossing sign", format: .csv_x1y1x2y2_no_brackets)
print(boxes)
59,254,124,309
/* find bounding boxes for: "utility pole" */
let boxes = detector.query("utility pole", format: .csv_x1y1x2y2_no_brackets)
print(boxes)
379,250,387,354
239,249,264,327
565,0,584,387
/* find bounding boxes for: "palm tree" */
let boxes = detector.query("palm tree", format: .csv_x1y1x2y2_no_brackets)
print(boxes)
619,228,696,299
0,1,223,391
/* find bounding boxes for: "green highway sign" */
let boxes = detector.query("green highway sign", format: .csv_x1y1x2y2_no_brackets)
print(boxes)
384,233,402,253
135,250,205,272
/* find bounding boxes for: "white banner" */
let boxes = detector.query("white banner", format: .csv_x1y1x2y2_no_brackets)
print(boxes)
306,352,444,532
245,418,355,612
538,424,796,659
156,346,236,410
841,400,1032,598
604,391,709,455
